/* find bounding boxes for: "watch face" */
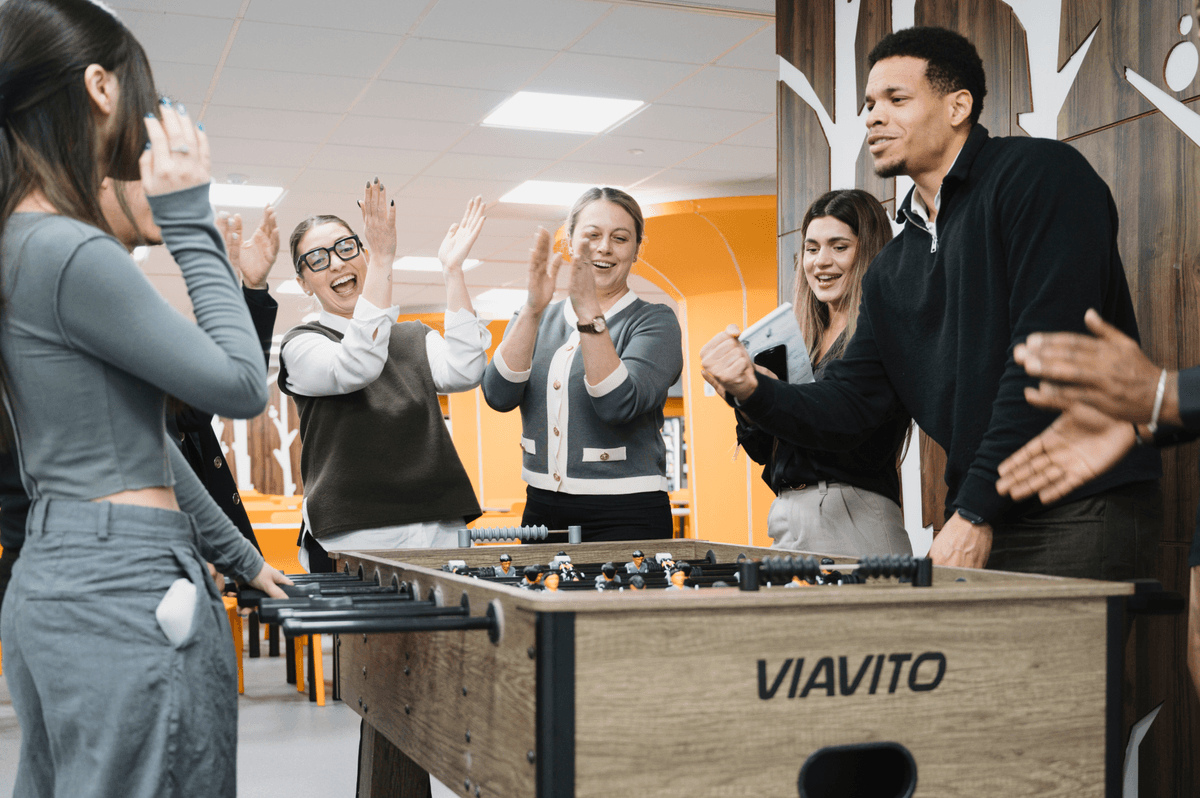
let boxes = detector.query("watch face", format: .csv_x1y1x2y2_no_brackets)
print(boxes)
593,316,606,333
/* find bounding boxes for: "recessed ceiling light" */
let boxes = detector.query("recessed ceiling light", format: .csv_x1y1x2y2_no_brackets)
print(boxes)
474,288,529,320
628,148,645,156
500,180,616,206
210,183,283,208
394,256,482,272
482,91,643,134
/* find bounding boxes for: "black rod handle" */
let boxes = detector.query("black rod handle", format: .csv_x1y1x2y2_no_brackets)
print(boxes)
281,613,496,638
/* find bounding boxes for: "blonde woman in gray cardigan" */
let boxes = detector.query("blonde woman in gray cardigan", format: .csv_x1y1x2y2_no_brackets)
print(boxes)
482,188,683,543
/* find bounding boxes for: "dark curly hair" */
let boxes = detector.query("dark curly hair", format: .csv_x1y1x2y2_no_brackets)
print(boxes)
868,27,987,126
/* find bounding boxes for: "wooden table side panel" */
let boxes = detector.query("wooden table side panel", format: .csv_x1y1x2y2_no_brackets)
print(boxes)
571,598,1111,798
339,557,539,798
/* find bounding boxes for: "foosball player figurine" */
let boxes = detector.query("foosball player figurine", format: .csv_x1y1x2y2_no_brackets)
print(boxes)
657,554,676,574
665,570,687,590
520,565,543,590
628,574,646,591
498,553,514,576
554,553,581,582
785,575,809,588
625,550,648,574
594,562,622,591
543,572,560,592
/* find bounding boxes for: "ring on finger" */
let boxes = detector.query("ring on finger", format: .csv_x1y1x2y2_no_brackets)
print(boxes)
170,144,191,154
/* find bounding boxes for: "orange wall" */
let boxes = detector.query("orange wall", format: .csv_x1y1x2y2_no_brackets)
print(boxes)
407,195,780,546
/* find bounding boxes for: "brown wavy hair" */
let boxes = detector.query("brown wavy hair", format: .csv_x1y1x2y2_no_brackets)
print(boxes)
793,189,893,363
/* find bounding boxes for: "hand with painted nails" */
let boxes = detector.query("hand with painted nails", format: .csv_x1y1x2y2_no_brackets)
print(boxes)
438,195,486,273
359,177,396,268
217,205,279,290
140,101,210,197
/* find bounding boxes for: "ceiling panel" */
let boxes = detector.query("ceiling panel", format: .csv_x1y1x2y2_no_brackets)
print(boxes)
657,66,776,114
223,20,401,77
414,0,610,50
567,133,711,168
289,167,418,195
112,0,244,17
524,52,699,101
392,194,487,219
723,115,775,148
450,127,591,161
121,11,234,66
637,166,773,190
203,136,320,168
208,67,370,112
201,105,344,143
355,81,509,123
243,0,430,34
206,162,300,188
328,115,473,150
306,144,441,176
614,103,768,144
675,143,776,173
537,160,662,187
389,213,462,234
380,38,555,91
716,24,777,71
396,175,519,203
152,62,217,106
570,6,765,65
423,152,555,182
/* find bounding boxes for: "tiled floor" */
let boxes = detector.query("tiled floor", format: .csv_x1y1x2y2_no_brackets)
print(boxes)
0,633,362,796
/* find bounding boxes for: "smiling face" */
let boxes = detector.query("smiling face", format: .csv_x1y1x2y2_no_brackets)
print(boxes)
802,216,859,312
295,221,367,319
569,199,639,300
864,55,969,181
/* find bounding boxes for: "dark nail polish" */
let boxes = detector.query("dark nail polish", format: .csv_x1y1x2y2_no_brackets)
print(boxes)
144,142,152,150
374,176,379,184
366,181,370,188
390,200,394,207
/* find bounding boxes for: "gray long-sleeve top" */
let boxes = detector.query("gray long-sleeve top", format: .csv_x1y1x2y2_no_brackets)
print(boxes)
0,184,268,581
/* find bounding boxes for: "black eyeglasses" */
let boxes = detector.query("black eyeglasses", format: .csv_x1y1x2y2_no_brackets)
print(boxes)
295,235,362,273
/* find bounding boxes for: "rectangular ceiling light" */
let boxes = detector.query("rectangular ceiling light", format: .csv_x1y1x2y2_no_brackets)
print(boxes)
482,91,643,134
394,256,481,272
500,180,614,206
209,183,284,208
474,288,530,320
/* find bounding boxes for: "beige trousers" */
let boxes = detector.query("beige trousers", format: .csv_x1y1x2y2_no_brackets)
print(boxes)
767,480,911,558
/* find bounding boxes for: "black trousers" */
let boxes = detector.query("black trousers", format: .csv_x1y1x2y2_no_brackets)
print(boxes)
987,480,1161,581
522,487,674,545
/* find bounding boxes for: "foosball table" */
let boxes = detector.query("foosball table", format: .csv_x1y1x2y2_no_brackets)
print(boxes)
246,537,1147,798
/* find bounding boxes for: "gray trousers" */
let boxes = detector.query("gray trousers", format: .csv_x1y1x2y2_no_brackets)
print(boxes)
988,480,1161,581
767,480,912,558
0,499,238,798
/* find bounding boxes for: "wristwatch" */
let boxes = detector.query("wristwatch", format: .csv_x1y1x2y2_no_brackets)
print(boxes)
577,315,607,334
956,507,987,526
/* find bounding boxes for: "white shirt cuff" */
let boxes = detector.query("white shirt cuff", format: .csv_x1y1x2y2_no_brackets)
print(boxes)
585,360,628,397
492,348,531,383
353,296,399,321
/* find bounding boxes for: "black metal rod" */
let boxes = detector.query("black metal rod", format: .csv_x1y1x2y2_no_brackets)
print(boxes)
285,635,296,683
331,634,341,702
281,613,495,638
268,622,280,657
271,605,468,624
248,610,260,658
306,633,317,703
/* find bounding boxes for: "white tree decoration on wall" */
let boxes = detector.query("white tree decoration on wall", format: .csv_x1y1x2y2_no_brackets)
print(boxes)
231,418,253,492
1002,0,1098,140
1125,15,1200,147
268,392,299,497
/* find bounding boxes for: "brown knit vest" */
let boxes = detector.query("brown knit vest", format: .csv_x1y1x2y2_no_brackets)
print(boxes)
279,320,481,538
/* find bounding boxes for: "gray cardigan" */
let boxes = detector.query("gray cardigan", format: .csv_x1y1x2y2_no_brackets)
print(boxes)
481,293,682,495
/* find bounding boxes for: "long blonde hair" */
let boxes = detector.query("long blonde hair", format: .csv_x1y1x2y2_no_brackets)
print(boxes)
793,189,893,362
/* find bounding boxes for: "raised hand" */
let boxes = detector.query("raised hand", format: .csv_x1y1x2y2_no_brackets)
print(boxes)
358,177,396,267
216,205,279,290
700,324,758,403
524,227,563,315
140,102,210,197
568,238,601,321
995,403,1136,504
439,196,486,272
1016,309,1167,422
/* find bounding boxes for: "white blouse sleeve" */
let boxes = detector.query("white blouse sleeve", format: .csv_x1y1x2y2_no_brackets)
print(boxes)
426,308,493,393
281,297,400,396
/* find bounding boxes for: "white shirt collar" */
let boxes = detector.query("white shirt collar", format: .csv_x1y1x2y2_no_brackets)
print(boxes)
562,290,639,329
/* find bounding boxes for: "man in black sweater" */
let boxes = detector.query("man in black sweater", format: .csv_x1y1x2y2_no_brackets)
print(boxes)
701,26,1161,578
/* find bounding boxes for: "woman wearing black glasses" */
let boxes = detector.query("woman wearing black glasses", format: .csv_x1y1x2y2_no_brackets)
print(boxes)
279,182,488,569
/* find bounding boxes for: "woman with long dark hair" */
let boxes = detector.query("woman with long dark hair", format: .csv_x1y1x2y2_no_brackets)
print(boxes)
717,189,912,556
0,1,288,794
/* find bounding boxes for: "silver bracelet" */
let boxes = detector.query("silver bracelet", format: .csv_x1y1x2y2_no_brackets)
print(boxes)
1148,368,1168,434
